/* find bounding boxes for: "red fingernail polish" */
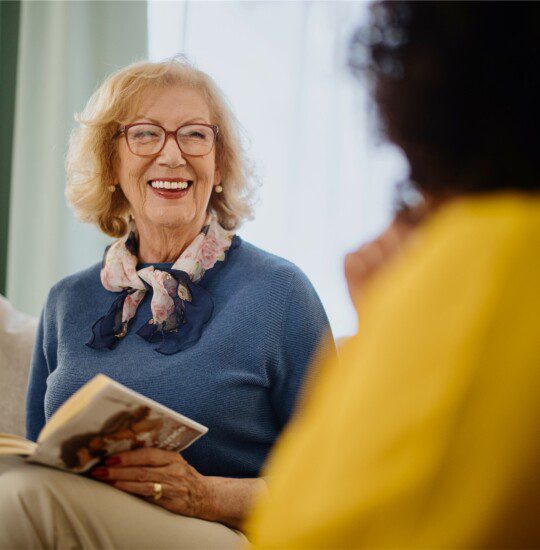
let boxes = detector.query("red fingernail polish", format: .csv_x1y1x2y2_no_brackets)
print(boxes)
105,456,121,466
92,467,109,478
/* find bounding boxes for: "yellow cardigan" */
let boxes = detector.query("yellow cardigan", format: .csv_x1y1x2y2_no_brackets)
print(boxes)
247,192,540,548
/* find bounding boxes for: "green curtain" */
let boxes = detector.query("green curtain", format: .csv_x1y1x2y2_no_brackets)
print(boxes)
7,0,147,316
0,1,20,296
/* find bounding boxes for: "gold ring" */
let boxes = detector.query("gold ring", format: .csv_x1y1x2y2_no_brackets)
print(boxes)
152,482,163,501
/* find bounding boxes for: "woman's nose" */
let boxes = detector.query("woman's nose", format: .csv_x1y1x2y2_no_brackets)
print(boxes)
157,134,186,168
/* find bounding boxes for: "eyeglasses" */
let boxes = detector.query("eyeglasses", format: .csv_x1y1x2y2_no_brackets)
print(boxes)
114,123,219,157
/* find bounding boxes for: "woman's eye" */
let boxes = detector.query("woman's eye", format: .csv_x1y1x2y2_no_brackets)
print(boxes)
134,131,158,139
179,127,209,140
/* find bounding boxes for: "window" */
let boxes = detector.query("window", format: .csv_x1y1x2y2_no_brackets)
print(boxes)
148,1,407,337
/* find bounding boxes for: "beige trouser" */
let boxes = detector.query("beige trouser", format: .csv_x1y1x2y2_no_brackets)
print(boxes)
0,455,247,550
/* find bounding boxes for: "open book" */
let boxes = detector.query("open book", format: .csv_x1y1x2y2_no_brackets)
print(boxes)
0,374,208,473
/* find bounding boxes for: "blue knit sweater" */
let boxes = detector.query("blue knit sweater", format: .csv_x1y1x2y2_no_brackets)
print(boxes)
26,237,333,478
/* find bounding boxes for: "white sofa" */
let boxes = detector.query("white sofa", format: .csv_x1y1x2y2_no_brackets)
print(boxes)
0,295,38,436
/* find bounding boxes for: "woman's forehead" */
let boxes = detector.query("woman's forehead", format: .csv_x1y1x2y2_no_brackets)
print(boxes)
134,84,212,125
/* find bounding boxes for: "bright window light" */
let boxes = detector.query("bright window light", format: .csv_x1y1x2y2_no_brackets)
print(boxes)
148,1,408,338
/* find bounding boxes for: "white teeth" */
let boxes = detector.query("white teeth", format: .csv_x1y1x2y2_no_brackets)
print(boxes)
150,180,191,190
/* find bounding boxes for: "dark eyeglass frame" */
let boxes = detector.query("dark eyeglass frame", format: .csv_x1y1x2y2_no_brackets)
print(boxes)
113,122,220,158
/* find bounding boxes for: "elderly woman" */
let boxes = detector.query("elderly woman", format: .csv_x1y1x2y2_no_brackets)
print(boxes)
0,59,333,548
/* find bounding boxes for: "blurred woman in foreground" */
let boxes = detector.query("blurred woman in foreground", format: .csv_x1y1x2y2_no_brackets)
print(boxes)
247,2,540,547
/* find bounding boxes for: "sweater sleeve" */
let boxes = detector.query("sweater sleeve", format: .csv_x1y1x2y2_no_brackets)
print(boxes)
269,269,335,429
26,291,57,441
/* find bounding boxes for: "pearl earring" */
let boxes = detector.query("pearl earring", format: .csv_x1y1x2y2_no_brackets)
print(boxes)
108,185,116,193
215,184,223,194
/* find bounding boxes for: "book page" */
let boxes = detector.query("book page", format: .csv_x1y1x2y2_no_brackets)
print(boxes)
0,433,37,456
38,374,111,442
31,376,208,473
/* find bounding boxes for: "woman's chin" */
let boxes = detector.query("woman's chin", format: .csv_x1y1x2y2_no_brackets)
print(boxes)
143,208,198,231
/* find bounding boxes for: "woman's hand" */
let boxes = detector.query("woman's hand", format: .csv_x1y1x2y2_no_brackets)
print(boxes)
90,448,266,529
91,448,210,518
344,210,424,309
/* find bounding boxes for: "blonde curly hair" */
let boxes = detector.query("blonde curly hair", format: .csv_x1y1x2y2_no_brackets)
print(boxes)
66,57,256,237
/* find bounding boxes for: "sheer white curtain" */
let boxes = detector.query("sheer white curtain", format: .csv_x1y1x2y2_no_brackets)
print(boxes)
149,1,407,337
7,1,147,317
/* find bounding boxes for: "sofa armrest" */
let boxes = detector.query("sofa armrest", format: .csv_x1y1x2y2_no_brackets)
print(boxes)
0,295,38,436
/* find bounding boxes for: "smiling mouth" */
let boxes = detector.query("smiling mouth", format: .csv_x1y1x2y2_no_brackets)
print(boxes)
148,179,194,190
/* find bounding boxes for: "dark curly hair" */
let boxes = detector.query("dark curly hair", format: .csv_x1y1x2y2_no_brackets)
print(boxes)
350,1,540,197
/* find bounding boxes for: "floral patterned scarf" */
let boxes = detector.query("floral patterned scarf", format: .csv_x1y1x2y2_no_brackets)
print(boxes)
87,214,235,355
